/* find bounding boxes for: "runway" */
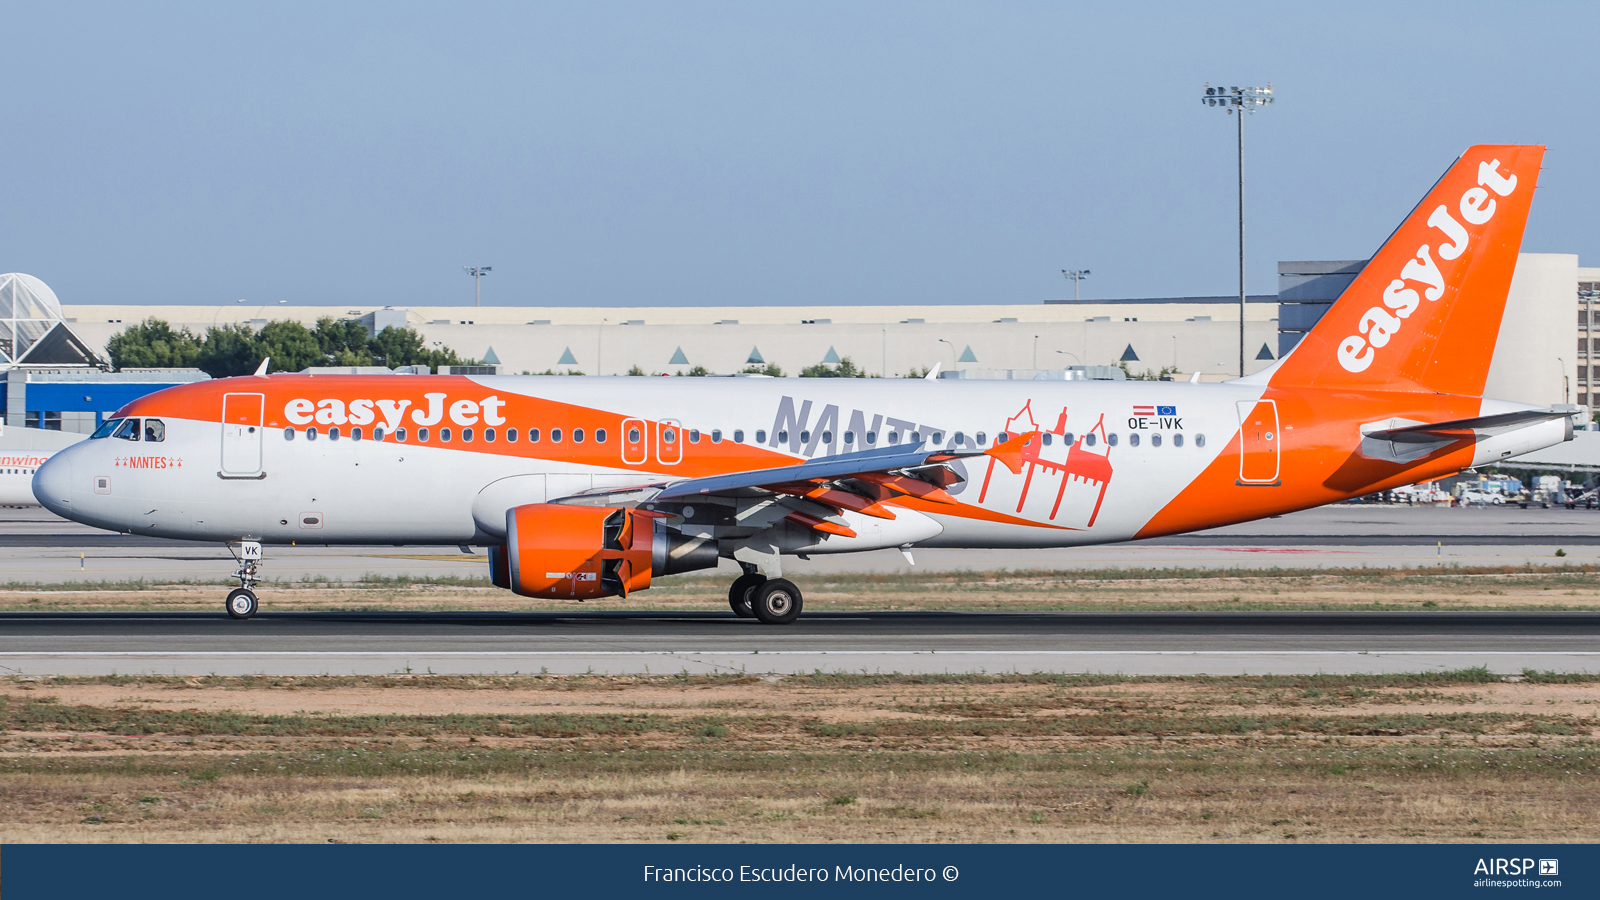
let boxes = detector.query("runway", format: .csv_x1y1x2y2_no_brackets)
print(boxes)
3,610,1596,677
5,504,1600,584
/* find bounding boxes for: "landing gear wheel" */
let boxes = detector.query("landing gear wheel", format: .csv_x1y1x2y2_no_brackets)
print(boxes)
226,588,259,620
751,578,803,625
728,574,765,618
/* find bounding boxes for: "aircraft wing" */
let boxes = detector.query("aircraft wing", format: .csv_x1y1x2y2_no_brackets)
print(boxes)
551,440,1012,537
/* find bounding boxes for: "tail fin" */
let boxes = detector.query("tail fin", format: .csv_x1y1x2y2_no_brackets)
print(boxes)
1270,144,1544,396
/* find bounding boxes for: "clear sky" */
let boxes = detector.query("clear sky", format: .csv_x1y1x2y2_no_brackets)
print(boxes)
4,1,1597,308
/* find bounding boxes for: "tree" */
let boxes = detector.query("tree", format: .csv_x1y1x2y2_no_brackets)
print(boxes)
105,319,201,369
799,357,867,378
741,363,783,376
1120,362,1180,381
313,316,374,366
255,320,325,373
626,365,648,376
109,317,472,377
676,365,713,376
369,325,466,371
196,324,263,377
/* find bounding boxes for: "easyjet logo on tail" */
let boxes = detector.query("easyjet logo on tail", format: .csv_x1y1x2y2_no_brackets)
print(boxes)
283,393,507,429
1337,159,1519,373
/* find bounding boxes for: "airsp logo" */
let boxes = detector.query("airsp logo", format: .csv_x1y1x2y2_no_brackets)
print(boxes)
1539,859,1559,877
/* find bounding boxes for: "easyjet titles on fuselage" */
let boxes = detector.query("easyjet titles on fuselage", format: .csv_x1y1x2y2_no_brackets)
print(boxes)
282,393,508,430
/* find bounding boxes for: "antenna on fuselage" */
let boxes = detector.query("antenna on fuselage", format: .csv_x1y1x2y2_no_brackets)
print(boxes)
253,357,270,377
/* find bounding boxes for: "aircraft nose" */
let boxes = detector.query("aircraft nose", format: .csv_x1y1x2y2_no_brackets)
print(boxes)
33,454,73,517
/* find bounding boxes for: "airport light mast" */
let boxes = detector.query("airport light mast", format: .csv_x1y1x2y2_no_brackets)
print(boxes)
1061,269,1090,302
464,266,492,307
1202,82,1274,377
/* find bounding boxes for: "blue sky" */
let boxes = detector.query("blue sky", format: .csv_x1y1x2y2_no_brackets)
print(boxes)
4,1,1596,307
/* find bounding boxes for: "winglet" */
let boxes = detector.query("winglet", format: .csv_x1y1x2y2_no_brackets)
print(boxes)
253,357,271,377
983,431,1036,475
925,362,942,381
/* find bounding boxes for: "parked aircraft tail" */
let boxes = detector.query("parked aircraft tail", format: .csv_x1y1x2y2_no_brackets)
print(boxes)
1269,144,1545,397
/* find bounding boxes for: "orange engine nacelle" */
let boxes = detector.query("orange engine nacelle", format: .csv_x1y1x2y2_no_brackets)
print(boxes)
504,504,657,600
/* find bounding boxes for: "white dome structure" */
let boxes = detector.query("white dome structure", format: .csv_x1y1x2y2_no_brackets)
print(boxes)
0,273,101,369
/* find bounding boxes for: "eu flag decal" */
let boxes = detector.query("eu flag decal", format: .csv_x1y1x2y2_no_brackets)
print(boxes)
1156,405,1177,416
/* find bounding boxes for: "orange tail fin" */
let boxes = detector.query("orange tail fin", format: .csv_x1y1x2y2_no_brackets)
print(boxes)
1270,145,1544,396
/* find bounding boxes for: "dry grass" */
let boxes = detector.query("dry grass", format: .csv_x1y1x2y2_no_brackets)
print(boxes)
5,564,1600,613
2,670,1596,843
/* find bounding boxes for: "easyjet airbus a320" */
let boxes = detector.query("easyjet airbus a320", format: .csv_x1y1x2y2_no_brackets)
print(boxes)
32,145,1571,623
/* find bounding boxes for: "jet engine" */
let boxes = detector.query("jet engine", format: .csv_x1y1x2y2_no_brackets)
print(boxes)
494,503,718,599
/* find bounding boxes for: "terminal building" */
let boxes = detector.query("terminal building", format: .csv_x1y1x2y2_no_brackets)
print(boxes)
3,252,1592,436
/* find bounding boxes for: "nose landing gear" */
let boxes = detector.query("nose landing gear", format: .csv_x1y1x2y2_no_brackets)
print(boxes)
225,540,263,620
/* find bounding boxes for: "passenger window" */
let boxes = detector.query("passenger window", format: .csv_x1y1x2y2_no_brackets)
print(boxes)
1064,432,1074,445
975,432,986,446
932,432,943,444
952,431,964,445
663,428,676,444
396,427,407,442
330,427,341,441
307,427,319,441
1107,433,1118,447
822,430,833,443
776,430,787,444
734,430,745,443
888,431,899,444
596,428,606,443
1129,433,1140,447
711,430,722,443
755,430,766,443
866,431,876,444
1085,433,1096,447
417,428,429,442
462,428,473,442
1174,433,1184,447
112,419,140,441
1195,434,1206,448
352,427,363,441
550,428,561,442
628,428,641,443
911,432,921,443
143,419,165,442
485,429,495,442
688,429,699,443
374,427,385,441
505,428,516,442
1152,434,1163,447
531,428,542,442
573,428,585,443
1042,433,1052,446
844,431,855,444
284,427,295,441
440,428,452,442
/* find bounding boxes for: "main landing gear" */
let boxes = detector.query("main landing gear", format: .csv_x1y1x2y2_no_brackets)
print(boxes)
225,541,263,620
727,570,803,625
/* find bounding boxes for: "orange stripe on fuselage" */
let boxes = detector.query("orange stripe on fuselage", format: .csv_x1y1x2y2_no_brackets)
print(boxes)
114,375,794,478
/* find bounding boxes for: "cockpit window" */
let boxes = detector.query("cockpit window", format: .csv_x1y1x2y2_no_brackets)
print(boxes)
111,419,140,441
143,419,165,442
91,419,120,439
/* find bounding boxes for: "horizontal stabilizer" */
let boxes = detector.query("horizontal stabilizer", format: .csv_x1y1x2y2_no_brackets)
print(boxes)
1362,410,1572,444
